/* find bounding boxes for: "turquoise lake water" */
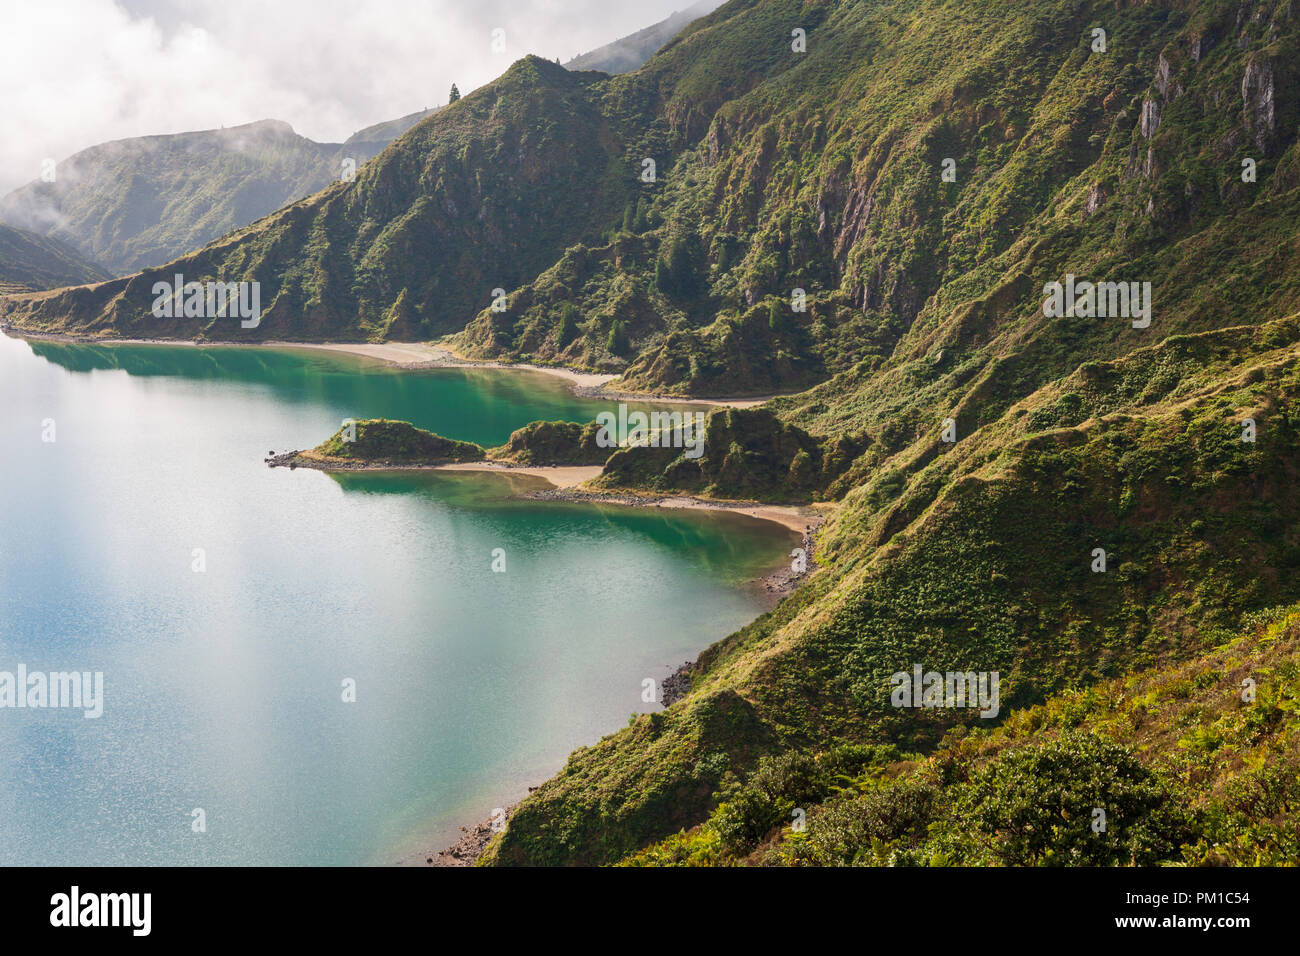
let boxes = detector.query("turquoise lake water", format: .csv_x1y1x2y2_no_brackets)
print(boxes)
0,333,792,865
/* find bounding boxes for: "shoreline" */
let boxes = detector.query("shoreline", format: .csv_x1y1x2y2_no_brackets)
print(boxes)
522,486,822,536
0,328,773,408
6,323,818,866
267,449,825,535
266,451,603,490
425,518,820,867
268,443,820,868
429,804,520,867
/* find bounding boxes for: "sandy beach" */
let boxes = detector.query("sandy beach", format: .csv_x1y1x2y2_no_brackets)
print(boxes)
438,467,825,533
378,342,771,407
297,340,779,408
516,485,825,535
433,460,603,488
0,328,772,407
271,450,822,534
648,497,819,534
294,341,623,390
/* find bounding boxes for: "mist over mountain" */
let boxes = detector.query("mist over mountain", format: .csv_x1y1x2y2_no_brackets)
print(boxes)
565,0,724,74
0,221,108,292
0,1,702,281
0,113,433,277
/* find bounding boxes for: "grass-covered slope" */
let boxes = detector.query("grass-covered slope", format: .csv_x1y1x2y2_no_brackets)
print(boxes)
452,0,1300,401
463,3,1300,866
299,419,485,466
12,0,1298,390
0,58,631,341
0,117,434,277
623,603,1300,866
0,222,108,291
595,406,861,501
490,420,613,466
485,326,1300,864
8,0,1300,867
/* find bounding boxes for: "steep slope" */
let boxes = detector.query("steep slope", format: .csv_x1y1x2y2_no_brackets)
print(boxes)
485,324,1300,864
565,1,724,74
455,0,1300,401
0,222,108,291
623,604,1300,866
0,58,631,341
0,1,735,282
0,0,827,343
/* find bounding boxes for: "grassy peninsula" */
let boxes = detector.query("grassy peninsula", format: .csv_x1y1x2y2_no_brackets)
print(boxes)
276,419,486,469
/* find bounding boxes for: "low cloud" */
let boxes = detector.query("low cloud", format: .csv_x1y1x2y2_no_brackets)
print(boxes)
1,0,695,194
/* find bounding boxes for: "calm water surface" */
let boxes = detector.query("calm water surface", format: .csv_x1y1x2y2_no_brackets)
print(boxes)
0,334,791,865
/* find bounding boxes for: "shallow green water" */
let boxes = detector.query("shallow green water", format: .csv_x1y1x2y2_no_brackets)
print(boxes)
0,334,791,865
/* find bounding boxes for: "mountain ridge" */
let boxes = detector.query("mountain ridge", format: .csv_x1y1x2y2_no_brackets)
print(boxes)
0,114,437,277
0,221,109,291
564,0,724,74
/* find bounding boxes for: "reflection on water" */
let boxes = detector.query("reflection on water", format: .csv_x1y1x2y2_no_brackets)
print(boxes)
24,339,699,448
0,334,790,865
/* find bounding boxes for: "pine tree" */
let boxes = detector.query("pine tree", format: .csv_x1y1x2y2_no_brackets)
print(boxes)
768,298,784,332
557,303,579,347
655,257,671,295
717,242,732,274
607,320,630,356
449,83,461,103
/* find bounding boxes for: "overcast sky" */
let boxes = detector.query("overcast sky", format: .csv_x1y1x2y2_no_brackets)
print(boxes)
1,0,698,194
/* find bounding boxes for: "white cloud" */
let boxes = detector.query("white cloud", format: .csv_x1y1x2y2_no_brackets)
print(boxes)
1,0,696,194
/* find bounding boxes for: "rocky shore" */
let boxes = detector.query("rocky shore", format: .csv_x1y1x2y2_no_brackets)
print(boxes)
761,526,817,596
660,661,695,708
262,450,422,471
658,525,816,708
429,804,519,867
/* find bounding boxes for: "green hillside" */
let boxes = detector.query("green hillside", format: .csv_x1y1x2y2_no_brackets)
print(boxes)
621,604,1300,866
0,222,108,291
4,0,1300,866
304,419,485,465
0,59,631,341
484,327,1300,865
0,116,432,277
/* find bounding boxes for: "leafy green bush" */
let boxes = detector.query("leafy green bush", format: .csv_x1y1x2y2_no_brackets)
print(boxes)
945,733,1193,866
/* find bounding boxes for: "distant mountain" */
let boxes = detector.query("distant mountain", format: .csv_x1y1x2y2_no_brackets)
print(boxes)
344,108,437,150
0,112,432,278
0,1,703,280
0,57,632,342
564,0,722,74
0,221,108,292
